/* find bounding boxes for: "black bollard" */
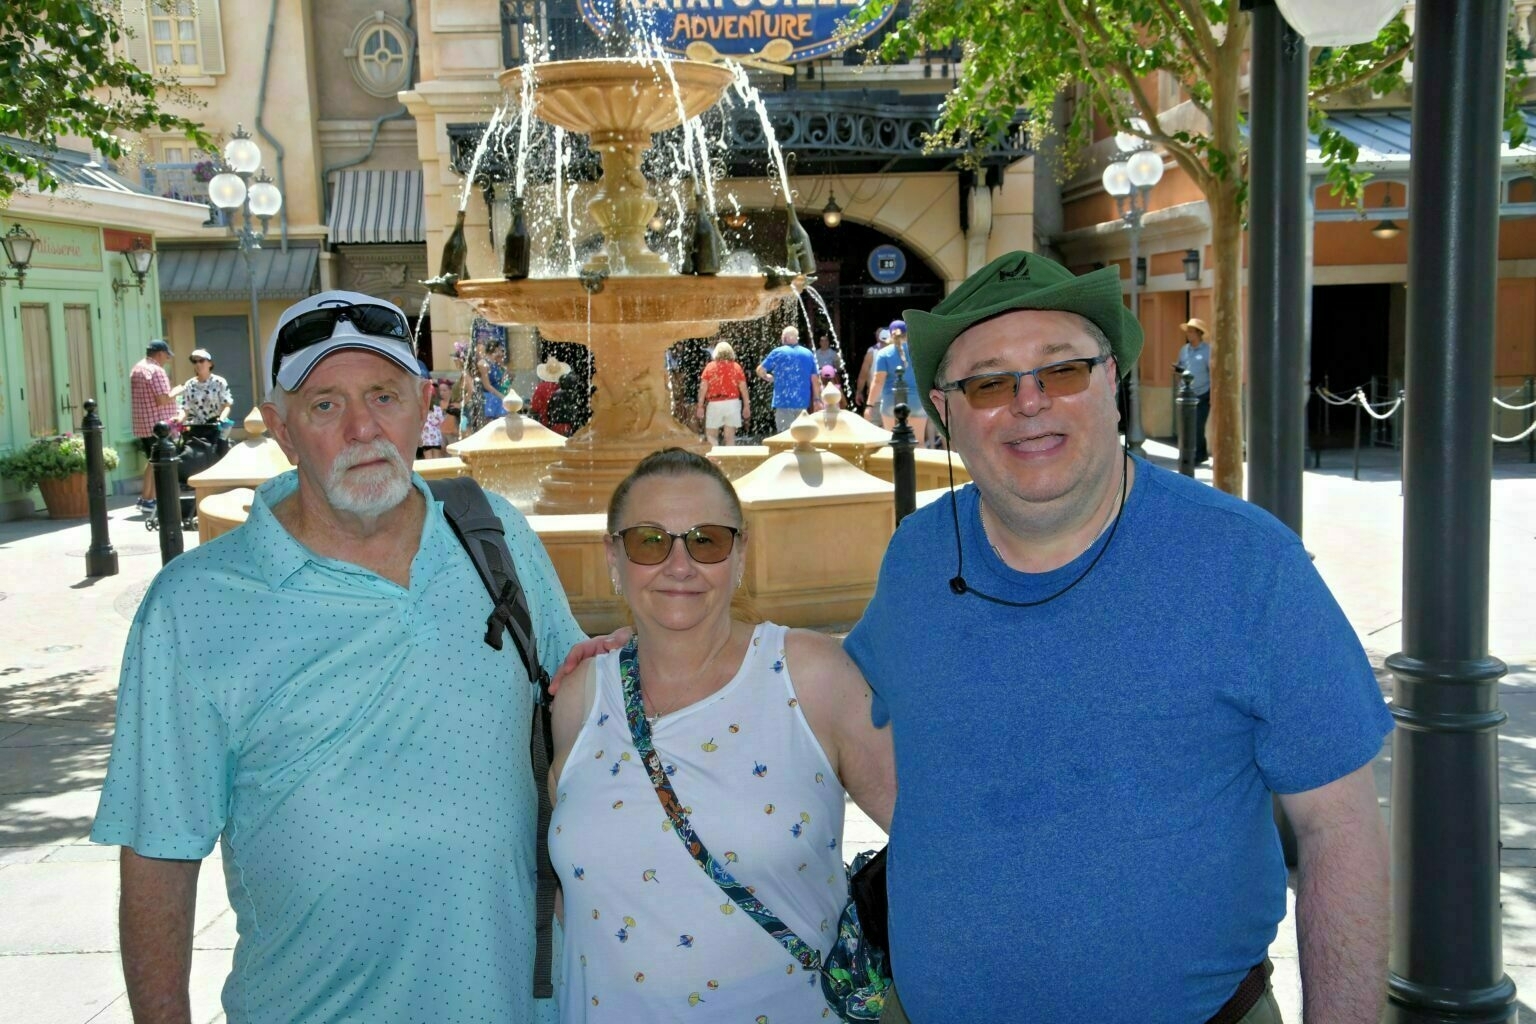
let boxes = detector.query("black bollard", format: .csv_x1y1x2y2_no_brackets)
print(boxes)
1352,398,1362,481
81,399,118,578
890,403,917,524
1174,366,1198,477
1527,376,1534,464
151,422,183,565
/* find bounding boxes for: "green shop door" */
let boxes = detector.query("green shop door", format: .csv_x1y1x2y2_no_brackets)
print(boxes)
18,293,101,437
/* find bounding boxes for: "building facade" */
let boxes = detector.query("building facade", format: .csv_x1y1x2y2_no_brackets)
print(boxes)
0,141,210,517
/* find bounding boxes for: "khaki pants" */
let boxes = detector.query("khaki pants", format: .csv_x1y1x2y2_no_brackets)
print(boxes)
877,966,1283,1024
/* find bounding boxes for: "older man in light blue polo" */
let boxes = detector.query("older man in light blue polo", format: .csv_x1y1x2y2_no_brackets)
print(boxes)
91,291,585,1023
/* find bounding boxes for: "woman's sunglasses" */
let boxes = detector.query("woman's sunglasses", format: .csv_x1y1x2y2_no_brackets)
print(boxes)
612,524,740,565
271,303,412,388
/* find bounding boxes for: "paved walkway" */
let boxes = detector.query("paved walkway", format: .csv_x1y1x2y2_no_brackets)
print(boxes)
2,445,1535,1021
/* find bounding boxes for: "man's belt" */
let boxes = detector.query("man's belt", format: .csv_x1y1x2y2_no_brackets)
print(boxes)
1205,962,1269,1024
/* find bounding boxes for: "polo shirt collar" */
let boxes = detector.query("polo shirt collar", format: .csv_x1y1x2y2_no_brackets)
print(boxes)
245,470,441,591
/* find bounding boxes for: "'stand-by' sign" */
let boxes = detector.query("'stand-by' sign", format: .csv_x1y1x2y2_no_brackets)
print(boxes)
577,0,895,63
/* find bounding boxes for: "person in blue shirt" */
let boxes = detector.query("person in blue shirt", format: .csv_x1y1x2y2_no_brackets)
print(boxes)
847,254,1392,1024
868,319,928,443
755,325,817,433
1176,316,1212,463
91,291,586,1024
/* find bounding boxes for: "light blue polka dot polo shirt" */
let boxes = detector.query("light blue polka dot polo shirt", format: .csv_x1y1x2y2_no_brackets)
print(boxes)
92,470,586,1024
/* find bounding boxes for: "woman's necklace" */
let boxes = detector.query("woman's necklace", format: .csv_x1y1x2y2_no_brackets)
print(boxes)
638,632,734,725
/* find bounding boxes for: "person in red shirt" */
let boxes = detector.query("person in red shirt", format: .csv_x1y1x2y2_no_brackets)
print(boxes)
530,355,575,436
696,341,751,446
129,339,179,512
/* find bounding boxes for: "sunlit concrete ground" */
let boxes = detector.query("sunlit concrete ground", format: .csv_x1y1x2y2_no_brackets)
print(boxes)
2,442,1534,1021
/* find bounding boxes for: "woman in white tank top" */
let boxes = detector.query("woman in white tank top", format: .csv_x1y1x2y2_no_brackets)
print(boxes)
546,450,895,1022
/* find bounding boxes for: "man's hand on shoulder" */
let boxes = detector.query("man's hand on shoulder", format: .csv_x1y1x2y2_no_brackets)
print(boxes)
550,627,632,696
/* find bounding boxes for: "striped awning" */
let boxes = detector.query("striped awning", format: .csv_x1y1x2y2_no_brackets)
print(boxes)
327,170,425,244
158,244,319,302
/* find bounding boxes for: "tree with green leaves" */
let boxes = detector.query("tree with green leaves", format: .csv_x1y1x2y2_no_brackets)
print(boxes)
852,1,1526,496
0,1,211,205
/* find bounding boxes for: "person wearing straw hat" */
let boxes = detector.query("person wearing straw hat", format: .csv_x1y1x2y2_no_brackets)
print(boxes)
532,353,575,436
1176,316,1212,463
842,252,1391,1024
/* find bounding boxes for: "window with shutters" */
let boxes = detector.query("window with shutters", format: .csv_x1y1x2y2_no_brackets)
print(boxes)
122,0,227,79
150,1,201,72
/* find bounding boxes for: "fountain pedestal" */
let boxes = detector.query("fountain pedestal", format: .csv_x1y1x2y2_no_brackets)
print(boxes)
454,273,798,514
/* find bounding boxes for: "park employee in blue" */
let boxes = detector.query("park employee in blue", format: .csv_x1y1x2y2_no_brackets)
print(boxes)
91,291,586,1023
844,253,1392,1024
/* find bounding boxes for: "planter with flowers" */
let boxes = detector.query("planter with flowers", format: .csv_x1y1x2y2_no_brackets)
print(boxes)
0,434,119,518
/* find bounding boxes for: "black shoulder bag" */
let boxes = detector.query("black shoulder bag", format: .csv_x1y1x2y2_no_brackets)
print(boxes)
428,477,559,999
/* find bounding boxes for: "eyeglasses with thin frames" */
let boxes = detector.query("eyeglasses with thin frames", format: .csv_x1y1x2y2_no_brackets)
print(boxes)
612,524,741,566
937,355,1110,409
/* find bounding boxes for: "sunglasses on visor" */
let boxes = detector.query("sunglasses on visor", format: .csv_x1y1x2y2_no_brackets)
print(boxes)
270,303,412,388
937,355,1110,409
612,524,741,565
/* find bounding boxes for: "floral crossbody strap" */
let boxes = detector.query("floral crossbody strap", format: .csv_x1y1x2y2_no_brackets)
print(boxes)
617,638,824,973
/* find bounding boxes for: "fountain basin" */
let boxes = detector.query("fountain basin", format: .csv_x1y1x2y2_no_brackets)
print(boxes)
499,58,736,137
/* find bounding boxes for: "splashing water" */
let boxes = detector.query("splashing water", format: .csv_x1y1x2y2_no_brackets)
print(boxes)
802,285,853,386
460,104,507,210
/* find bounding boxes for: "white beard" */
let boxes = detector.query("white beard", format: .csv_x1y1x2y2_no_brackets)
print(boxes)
322,439,412,517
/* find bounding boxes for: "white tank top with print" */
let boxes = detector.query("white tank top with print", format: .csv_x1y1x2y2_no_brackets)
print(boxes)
549,622,847,1022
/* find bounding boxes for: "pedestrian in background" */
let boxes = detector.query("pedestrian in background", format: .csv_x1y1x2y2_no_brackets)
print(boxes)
129,339,178,513
698,341,750,446
857,327,890,423
869,320,927,442
178,349,233,427
755,325,817,433
1176,317,1212,464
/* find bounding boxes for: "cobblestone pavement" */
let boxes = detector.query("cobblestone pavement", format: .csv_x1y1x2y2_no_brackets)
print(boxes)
2,444,1534,1021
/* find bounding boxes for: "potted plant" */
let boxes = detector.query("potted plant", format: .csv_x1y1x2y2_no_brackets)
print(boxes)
0,434,119,518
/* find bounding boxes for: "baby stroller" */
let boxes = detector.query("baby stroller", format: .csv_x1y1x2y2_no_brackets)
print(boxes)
145,421,230,533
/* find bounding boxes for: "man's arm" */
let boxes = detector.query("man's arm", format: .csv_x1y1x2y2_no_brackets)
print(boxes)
120,847,202,1024
755,362,772,382
1279,763,1389,1024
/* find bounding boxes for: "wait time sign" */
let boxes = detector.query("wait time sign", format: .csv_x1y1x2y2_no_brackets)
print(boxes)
577,0,895,63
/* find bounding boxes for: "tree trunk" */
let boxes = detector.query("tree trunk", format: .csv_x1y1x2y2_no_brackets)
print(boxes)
1207,13,1248,496
1209,182,1245,495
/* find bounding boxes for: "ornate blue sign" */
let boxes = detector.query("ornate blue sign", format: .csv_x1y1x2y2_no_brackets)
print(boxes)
868,244,906,284
577,0,896,65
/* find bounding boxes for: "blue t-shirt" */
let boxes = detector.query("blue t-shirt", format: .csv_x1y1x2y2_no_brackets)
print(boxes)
761,344,817,409
844,460,1392,1022
874,342,921,406
92,472,586,1023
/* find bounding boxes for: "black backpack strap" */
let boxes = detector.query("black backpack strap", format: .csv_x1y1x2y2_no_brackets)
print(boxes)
428,477,558,998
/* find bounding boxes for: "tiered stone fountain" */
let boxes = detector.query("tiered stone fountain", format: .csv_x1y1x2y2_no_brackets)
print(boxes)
455,57,801,515
194,50,970,630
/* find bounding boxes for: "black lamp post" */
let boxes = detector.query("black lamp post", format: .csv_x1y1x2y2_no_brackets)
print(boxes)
1102,135,1163,451
208,125,283,374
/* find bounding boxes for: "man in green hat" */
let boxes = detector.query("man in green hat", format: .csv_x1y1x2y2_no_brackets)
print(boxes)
843,251,1391,1023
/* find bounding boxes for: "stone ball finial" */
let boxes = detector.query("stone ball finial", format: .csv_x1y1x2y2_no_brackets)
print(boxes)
244,405,266,437
789,415,819,452
503,387,525,416
821,383,842,412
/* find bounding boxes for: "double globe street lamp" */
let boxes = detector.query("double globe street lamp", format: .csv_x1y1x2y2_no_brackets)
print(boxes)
208,125,283,357
1102,127,1165,451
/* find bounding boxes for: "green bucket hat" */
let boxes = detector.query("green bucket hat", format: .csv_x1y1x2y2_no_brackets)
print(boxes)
905,251,1143,428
